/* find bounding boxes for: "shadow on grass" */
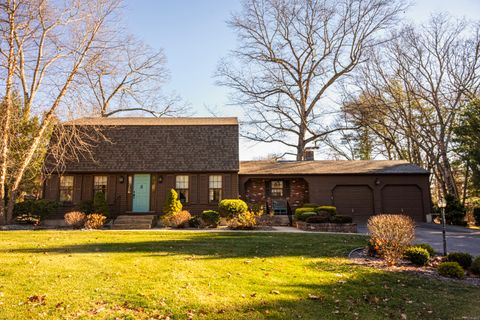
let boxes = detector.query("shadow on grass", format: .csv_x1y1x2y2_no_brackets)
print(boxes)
4,232,367,259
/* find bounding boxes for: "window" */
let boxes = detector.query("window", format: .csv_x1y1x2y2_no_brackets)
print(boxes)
209,175,222,203
271,180,284,197
59,175,74,202
94,176,108,199
176,175,189,203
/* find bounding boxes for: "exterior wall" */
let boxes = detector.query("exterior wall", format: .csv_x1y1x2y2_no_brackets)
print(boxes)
44,172,239,216
239,174,432,221
241,177,309,211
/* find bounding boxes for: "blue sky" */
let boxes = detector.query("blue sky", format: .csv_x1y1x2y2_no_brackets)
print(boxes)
124,0,480,160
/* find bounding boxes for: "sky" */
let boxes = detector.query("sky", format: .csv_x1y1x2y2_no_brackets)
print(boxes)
123,0,480,160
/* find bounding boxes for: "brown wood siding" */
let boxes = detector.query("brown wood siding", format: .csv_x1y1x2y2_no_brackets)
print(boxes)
73,175,82,203
223,174,231,198
107,175,116,205
381,185,424,221
43,174,58,200
199,174,208,204
190,175,198,203
82,175,93,201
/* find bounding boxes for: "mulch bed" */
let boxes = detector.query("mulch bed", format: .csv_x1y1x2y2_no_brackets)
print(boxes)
349,247,480,286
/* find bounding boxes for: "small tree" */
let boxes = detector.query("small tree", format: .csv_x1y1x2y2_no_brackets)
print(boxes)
163,189,182,215
93,191,109,217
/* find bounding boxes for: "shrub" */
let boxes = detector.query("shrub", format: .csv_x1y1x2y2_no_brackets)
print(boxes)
404,247,430,266
84,213,106,229
446,252,473,269
471,256,480,275
305,215,330,223
412,243,435,256
93,192,109,217
330,215,353,224
188,215,202,228
77,200,94,214
438,261,464,278
367,214,415,266
218,199,248,219
228,211,257,230
201,210,220,228
474,207,480,226
248,203,264,216
64,211,87,228
295,207,316,220
162,210,191,228
444,194,467,226
163,189,182,215
316,206,336,216
297,212,317,221
13,199,59,224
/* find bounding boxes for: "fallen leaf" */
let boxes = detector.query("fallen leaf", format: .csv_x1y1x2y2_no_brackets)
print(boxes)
270,290,280,295
307,294,322,300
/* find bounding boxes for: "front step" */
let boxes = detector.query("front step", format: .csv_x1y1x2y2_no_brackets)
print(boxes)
112,215,156,230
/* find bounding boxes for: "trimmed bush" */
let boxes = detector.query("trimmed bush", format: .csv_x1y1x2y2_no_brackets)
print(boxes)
446,252,473,269
13,199,59,224
64,211,86,228
404,247,430,266
316,206,336,216
305,215,330,224
297,212,317,221
248,203,264,216
438,261,464,278
295,207,316,220
228,211,257,230
412,243,435,256
367,214,415,266
77,200,94,214
330,215,353,224
218,199,248,219
201,210,220,228
162,210,191,228
188,215,201,228
84,214,106,229
93,191,109,218
471,256,480,275
163,189,182,215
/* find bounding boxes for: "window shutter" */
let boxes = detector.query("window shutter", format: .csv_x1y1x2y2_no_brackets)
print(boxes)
285,180,291,197
265,180,271,197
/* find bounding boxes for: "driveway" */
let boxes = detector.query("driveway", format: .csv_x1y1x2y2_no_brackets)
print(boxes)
358,223,480,256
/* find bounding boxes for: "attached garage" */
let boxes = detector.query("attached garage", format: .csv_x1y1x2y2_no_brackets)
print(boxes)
381,185,424,221
239,160,432,223
333,185,374,222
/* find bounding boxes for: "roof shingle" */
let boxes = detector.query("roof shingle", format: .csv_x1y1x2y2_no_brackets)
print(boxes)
239,160,429,175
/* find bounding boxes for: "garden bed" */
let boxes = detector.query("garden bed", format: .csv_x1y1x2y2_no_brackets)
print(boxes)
296,221,357,233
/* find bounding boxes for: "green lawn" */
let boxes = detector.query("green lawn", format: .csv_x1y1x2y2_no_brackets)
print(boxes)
0,231,479,319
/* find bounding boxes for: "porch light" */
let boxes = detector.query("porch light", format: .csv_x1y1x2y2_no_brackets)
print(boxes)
118,176,125,184
375,178,381,185
158,175,163,183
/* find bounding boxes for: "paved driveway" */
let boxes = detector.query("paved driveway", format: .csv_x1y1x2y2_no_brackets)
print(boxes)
358,223,480,256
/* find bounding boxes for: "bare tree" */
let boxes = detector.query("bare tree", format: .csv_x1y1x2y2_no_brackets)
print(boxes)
0,0,122,223
81,36,186,117
341,14,480,198
217,0,407,160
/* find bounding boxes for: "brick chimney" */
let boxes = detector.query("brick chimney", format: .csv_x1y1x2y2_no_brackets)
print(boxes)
303,150,314,161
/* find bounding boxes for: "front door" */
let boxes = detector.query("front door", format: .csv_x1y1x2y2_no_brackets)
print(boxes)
132,174,150,212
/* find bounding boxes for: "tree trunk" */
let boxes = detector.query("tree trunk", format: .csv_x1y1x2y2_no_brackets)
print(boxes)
0,0,16,225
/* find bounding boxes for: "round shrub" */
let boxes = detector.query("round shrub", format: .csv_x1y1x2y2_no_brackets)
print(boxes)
227,211,257,230
201,210,220,228
218,199,248,218
316,206,336,216
446,252,473,269
305,215,329,224
84,213,106,229
367,214,415,266
294,207,316,220
64,211,87,229
330,215,353,224
162,210,191,228
297,212,317,221
471,256,480,275
404,247,430,266
412,243,435,256
438,261,464,278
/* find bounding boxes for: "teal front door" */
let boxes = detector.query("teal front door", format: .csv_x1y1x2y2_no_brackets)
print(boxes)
132,174,150,212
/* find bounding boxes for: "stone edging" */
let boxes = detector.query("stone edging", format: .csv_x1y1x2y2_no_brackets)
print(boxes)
296,221,357,233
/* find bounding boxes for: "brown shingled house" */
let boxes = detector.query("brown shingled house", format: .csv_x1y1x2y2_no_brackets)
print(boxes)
43,117,431,224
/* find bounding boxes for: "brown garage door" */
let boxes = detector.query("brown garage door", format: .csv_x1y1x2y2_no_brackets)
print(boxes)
333,185,374,222
381,185,424,221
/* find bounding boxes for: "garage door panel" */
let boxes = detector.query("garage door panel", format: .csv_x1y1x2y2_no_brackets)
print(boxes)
382,185,423,221
333,185,374,222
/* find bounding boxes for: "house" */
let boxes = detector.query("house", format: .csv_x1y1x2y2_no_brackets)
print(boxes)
43,117,431,223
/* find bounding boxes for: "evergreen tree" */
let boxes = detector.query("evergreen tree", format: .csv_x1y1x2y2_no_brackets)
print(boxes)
163,189,182,215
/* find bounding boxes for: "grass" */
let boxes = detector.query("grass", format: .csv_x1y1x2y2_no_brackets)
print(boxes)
0,231,479,319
